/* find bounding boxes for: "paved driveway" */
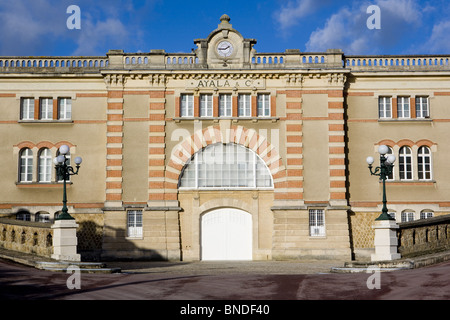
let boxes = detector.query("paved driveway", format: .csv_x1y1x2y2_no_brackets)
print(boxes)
1,258,449,301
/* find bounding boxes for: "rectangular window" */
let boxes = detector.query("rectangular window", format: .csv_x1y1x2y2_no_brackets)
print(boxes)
200,94,213,117
238,94,251,117
20,98,34,120
378,97,391,119
127,210,143,238
415,96,429,118
40,98,53,120
397,97,410,118
180,94,193,117
58,98,72,120
309,209,325,237
219,94,232,117
257,94,270,117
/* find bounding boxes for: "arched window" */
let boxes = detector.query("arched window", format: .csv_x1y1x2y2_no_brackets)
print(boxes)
401,210,415,222
420,210,433,219
35,211,50,223
417,146,432,180
399,146,412,180
19,148,33,182
16,210,31,221
179,143,273,189
38,148,52,182
386,147,394,180
56,149,71,182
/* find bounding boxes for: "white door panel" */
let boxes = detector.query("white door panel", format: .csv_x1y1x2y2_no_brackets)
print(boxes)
201,208,252,260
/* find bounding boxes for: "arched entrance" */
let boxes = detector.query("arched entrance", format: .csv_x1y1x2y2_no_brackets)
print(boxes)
201,208,252,260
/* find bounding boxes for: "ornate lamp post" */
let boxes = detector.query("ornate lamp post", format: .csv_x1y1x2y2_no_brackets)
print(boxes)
53,145,82,220
366,145,396,221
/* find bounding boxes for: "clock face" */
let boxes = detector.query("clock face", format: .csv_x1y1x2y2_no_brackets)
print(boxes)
217,41,234,57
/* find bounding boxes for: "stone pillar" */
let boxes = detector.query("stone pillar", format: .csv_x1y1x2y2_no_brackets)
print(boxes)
51,219,81,262
371,219,401,261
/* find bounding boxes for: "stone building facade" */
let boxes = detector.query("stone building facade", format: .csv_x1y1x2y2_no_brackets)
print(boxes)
1,15,449,261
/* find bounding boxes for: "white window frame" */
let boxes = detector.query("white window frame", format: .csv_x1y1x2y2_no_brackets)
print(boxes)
56,150,71,182
179,143,273,190
40,98,53,120
415,96,429,118
399,146,413,180
417,146,432,181
309,209,326,237
238,94,251,117
19,148,33,182
219,94,232,117
21,98,34,120
200,94,213,117
58,98,72,120
127,210,143,238
378,96,391,119
397,96,410,119
420,211,433,219
180,94,193,117
401,211,415,222
38,148,52,183
386,147,395,180
257,94,270,117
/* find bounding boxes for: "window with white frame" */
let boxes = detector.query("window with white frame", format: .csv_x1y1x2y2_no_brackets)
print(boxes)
420,211,433,219
386,147,394,180
38,148,52,182
180,94,193,117
56,149,71,182
35,212,51,223
399,146,413,180
19,148,33,182
415,96,429,118
257,94,270,117
238,94,251,117
40,98,53,120
397,97,410,118
388,212,396,220
309,209,325,236
219,94,232,117
179,143,273,189
401,211,415,222
58,98,72,120
378,96,391,119
127,210,143,238
417,146,432,180
20,98,34,120
200,94,213,117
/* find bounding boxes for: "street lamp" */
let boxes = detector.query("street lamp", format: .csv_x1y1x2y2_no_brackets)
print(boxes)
53,145,82,220
366,145,396,221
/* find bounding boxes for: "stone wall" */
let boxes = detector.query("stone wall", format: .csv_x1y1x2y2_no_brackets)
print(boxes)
0,218,53,258
398,214,450,257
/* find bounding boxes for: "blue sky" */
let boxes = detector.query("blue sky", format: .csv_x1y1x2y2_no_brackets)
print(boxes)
1,0,449,56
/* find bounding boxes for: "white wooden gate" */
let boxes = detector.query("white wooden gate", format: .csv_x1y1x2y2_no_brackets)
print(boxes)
201,208,252,260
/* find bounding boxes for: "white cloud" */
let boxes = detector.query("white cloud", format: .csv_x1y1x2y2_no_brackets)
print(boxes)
304,0,424,54
420,20,450,54
72,17,129,56
273,0,334,31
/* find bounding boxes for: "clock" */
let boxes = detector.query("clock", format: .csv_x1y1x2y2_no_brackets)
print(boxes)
217,40,234,57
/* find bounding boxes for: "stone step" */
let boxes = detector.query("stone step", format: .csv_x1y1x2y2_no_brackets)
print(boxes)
35,260,121,273
330,260,414,273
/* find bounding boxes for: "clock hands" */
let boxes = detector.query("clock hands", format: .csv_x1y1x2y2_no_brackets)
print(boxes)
219,45,230,51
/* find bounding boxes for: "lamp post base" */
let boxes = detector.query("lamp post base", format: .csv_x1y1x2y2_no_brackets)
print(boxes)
371,219,401,262
51,219,81,262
